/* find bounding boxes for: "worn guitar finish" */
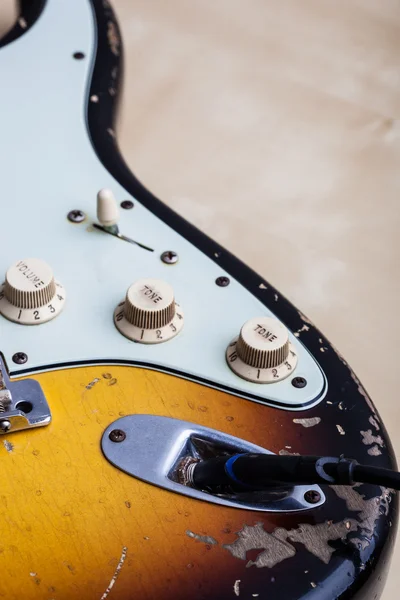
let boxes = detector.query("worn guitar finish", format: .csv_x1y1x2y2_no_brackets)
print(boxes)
0,1,397,599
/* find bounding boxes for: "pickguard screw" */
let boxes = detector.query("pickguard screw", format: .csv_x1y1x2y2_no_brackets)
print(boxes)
121,200,134,209
161,250,178,265
304,490,321,504
67,209,86,223
216,276,230,287
292,376,307,388
109,429,126,443
12,352,28,365
73,52,85,60
0,420,11,433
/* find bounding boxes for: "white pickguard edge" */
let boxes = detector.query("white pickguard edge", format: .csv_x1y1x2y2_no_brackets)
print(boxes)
0,0,326,410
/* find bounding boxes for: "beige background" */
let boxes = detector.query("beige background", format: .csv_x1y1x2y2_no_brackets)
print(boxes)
1,0,399,596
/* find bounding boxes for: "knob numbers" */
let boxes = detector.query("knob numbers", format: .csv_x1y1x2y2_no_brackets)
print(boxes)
0,259,66,325
226,317,298,383
114,278,183,344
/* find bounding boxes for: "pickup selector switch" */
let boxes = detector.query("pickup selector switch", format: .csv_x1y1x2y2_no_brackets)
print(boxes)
114,278,183,344
226,316,298,383
0,259,66,325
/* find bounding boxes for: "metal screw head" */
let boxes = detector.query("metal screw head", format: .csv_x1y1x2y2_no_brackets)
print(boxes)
73,52,85,60
109,429,126,443
121,200,134,210
12,352,28,365
161,251,179,265
0,420,11,433
304,490,321,504
292,376,307,389
216,276,230,287
67,209,86,223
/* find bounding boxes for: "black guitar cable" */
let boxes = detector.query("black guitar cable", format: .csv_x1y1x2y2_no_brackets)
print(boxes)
185,453,400,491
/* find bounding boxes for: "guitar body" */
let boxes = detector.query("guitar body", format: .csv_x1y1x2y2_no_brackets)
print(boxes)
0,2,397,599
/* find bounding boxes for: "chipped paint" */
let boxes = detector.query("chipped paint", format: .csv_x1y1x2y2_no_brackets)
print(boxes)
311,582,317,588
86,378,100,390
186,530,217,546
18,17,27,29
294,324,310,337
332,485,392,547
90,95,99,103
279,449,300,456
297,310,313,326
223,519,358,568
286,521,357,563
259,283,267,289
222,487,393,567
107,21,120,56
368,445,382,456
350,370,379,418
100,546,127,600
274,294,279,302
328,339,348,366
224,523,295,568
3,439,13,452
369,416,380,431
336,424,345,435
361,429,384,448
234,580,241,596
293,417,321,428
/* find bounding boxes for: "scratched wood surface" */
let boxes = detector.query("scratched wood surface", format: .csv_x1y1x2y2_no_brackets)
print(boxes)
0,364,394,599
0,365,305,600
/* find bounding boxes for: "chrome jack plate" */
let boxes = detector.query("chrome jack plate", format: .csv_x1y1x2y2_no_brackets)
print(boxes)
102,415,325,512
0,355,51,434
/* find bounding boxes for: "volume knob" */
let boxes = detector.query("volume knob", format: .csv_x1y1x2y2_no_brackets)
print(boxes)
226,317,298,383
114,278,184,343
0,259,66,325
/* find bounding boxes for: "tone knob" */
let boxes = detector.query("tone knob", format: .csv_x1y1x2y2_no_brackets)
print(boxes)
114,278,184,343
226,316,298,383
0,259,66,325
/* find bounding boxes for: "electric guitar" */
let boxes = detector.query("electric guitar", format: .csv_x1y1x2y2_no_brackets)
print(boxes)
0,1,397,599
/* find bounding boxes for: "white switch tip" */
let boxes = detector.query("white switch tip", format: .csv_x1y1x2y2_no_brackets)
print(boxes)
97,188,119,226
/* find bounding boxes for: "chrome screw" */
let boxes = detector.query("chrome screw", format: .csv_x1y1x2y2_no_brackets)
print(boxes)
12,352,28,365
109,429,126,443
216,276,230,287
121,200,134,209
161,250,179,265
0,420,11,433
292,377,307,389
304,490,321,504
67,209,86,223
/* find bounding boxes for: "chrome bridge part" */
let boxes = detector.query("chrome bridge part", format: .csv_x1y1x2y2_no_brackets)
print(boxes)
102,415,325,512
0,355,51,434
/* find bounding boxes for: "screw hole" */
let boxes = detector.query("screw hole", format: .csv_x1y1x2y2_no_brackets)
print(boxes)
73,52,85,60
15,401,33,414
